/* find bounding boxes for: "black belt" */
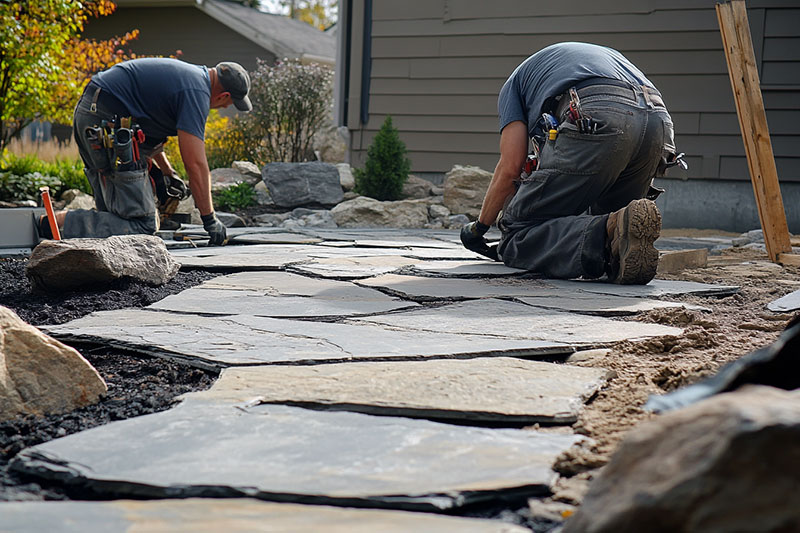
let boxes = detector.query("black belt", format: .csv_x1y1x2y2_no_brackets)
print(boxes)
83,82,129,118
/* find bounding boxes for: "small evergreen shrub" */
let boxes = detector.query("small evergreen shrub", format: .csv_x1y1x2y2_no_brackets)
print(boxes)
354,116,411,201
212,182,256,212
0,152,90,201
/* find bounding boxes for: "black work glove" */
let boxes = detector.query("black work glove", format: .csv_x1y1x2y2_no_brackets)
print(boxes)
460,221,499,261
201,212,228,246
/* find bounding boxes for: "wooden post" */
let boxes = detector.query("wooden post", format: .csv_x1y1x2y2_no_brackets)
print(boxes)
716,0,793,263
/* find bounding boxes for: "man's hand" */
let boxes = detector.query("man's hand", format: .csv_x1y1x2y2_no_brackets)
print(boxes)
460,221,499,261
201,212,228,246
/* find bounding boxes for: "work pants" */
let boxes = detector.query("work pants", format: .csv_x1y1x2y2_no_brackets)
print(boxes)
497,82,674,279
63,85,159,239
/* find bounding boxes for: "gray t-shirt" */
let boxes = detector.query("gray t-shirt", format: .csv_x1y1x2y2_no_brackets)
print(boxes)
498,42,654,139
93,58,210,144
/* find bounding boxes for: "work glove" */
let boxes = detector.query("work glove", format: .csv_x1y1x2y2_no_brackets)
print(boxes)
201,212,228,246
460,221,499,261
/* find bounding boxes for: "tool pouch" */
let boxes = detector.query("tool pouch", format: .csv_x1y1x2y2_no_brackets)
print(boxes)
114,127,135,170
104,167,156,220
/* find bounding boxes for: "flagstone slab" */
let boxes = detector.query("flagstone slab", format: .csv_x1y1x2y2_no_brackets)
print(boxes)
516,295,710,316
317,238,460,249
149,271,418,318
768,288,800,312
45,309,572,366
12,402,581,511
228,232,323,245
191,357,610,424
548,279,739,297
410,260,527,277
0,499,529,533
288,256,418,279
352,299,683,345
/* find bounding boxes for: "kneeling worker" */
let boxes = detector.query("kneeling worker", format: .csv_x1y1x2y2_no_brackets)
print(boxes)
461,42,685,284
42,58,252,246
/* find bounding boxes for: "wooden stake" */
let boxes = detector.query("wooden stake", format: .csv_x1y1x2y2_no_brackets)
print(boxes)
716,0,791,262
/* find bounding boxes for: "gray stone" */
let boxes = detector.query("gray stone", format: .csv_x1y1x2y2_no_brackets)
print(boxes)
231,160,261,181
411,260,526,277
216,211,246,228
336,162,355,191
211,167,256,192
289,256,418,279
322,237,460,250
286,207,337,229
402,175,435,199
12,401,580,510
564,386,800,533
447,214,471,228
229,232,323,245
193,357,610,424
343,190,359,200
0,306,107,421
548,279,739,298
331,197,430,228
262,162,344,208
313,125,348,164
148,271,418,318
253,181,275,206
352,298,682,346
0,499,529,533
442,165,492,219
252,212,291,226
27,235,179,291
44,309,572,366
428,204,451,219
63,190,96,210
768,288,800,312
517,295,709,316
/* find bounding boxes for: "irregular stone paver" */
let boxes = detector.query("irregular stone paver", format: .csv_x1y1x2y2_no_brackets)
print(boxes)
228,232,323,245
289,256,418,279
516,295,709,316
768,288,800,312
352,299,682,345
45,309,572,366
12,402,581,510
548,279,739,297
189,357,610,424
318,238,460,249
148,272,418,318
0,499,529,532
410,260,527,277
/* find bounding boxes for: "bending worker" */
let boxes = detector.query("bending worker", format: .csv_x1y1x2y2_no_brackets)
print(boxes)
42,57,252,245
461,42,683,285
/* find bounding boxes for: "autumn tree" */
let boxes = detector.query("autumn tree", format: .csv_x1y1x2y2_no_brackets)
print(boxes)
0,1,137,151
254,0,338,30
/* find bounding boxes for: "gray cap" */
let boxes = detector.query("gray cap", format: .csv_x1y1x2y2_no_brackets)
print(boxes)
216,62,252,112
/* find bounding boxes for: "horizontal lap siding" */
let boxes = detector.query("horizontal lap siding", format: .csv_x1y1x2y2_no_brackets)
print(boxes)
348,1,800,182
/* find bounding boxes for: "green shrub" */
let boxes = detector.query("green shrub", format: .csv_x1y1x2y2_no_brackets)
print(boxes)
0,171,61,202
212,182,256,212
0,152,91,201
354,116,411,201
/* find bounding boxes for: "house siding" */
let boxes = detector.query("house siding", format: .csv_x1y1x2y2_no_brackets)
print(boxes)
345,0,800,199
83,7,277,72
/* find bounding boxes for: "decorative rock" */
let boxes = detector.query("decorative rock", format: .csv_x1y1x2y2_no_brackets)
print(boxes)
0,306,107,421
253,181,275,206
64,191,96,211
331,197,429,228
231,161,261,181
59,189,82,204
286,208,337,229
429,204,451,219
447,214,470,228
402,175,434,199
252,212,291,227
336,163,355,191
442,165,492,219
313,124,347,163
26,235,180,292
215,212,246,228
261,162,344,208
343,191,359,201
564,386,800,533
210,167,255,192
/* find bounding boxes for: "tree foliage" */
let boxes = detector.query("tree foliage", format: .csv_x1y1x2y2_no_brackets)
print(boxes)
0,1,137,152
252,0,337,30
353,116,411,201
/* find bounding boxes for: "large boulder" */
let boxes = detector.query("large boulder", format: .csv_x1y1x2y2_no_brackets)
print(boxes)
26,235,180,292
261,162,344,209
442,165,492,219
564,386,800,533
401,175,435,199
331,196,430,228
0,306,107,421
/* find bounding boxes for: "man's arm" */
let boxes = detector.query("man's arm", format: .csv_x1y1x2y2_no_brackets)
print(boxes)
477,120,528,227
177,130,214,215
150,151,176,178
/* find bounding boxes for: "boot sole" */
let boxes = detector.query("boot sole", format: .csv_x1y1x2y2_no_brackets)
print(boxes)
615,199,661,285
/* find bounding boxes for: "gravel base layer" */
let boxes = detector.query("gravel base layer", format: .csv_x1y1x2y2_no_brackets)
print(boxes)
0,257,546,530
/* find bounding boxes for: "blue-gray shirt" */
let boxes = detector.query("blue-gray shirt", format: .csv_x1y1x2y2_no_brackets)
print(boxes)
498,42,654,139
92,58,210,143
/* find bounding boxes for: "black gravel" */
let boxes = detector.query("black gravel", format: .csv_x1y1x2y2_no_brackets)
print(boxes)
0,258,219,501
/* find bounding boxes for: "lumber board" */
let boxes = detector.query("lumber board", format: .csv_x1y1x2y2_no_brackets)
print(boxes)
716,1,791,262
777,253,800,267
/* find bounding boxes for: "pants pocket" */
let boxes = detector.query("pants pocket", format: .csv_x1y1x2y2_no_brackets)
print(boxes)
106,168,156,219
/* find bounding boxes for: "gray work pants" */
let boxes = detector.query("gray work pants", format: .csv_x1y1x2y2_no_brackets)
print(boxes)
64,87,159,239
497,82,674,279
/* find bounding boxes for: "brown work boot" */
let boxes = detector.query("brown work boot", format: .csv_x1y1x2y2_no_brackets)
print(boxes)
606,199,662,284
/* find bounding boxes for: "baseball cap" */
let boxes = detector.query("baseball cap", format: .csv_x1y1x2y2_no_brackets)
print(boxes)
216,62,252,112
